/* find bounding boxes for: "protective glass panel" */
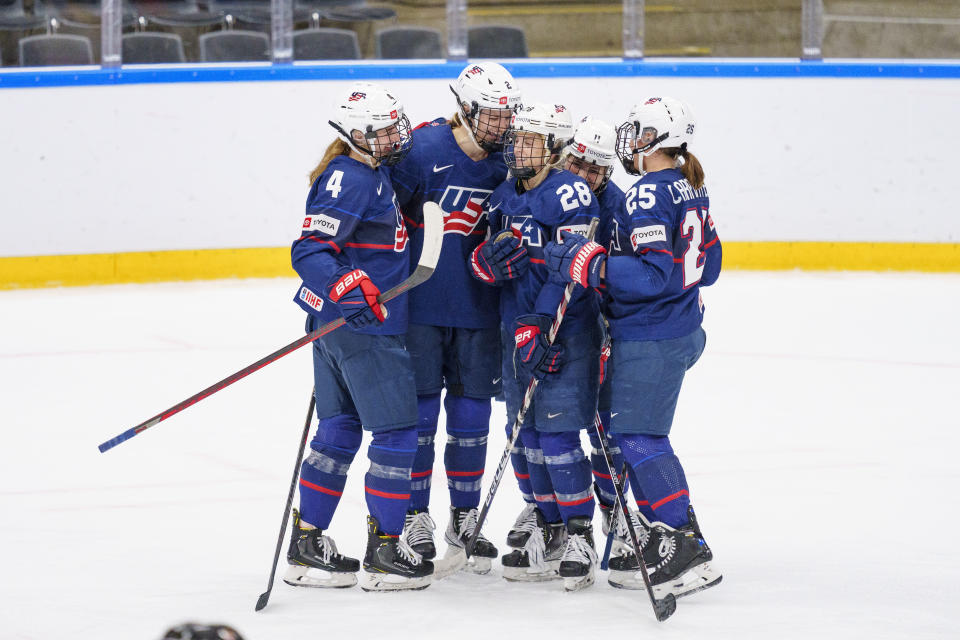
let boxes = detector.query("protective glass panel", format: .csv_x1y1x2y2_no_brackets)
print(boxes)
822,0,960,58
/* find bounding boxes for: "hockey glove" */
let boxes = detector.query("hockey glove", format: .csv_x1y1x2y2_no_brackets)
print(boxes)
543,230,606,288
326,267,388,329
470,229,529,284
513,314,565,381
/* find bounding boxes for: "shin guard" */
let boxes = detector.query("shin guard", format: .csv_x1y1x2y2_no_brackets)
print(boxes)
365,427,418,535
299,414,363,529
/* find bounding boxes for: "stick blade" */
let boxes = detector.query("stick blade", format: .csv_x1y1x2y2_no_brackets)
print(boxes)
419,202,445,270
654,593,677,621
254,591,270,612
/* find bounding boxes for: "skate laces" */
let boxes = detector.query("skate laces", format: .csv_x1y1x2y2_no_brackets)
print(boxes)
518,516,547,570
614,508,647,546
396,536,423,566
511,503,538,532
456,508,492,545
314,534,339,565
404,511,436,547
561,532,597,566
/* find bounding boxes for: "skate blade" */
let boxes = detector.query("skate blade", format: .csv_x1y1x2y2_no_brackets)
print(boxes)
283,565,357,589
432,547,467,580
463,555,492,575
359,570,432,592
502,561,561,583
652,562,723,600
562,571,596,592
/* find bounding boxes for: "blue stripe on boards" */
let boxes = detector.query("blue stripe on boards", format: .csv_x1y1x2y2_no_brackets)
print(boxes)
3,59,960,89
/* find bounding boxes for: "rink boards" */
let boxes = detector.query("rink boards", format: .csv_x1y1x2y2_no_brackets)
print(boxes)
2,59,958,287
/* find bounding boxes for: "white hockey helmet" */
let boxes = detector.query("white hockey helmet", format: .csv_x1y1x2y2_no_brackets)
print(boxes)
328,82,412,166
615,96,695,176
504,102,574,179
562,115,617,192
450,62,522,152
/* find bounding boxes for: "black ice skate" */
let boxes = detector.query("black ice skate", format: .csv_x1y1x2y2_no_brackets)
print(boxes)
558,516,598,592
440,506,498,576
599,500,646,558
506,502,539,548
608,507,721,598
362,515,434,592
402,509,437,560
283,508,359,588
501,508,567,582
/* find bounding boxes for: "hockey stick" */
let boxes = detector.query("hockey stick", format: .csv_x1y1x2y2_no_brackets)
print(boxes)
255,389,315,612
589,333,677,621
464,217,599,559
599,458,629,571
98,202,445,454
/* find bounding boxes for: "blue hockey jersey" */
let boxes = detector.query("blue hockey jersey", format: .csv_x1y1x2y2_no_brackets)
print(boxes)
291,155,411,336
488,169,600,336
604,167,722,341
390,119,507,329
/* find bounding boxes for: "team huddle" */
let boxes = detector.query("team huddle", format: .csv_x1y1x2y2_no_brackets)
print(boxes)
287,62,722,599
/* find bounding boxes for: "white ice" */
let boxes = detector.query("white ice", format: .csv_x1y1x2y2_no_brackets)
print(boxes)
2,272,958,639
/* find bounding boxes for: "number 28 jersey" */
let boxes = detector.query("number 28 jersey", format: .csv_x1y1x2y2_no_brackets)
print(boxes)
488,169,600,336
605,167,722,341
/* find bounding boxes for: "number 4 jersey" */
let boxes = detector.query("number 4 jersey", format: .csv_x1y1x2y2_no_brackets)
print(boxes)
605,167,722,341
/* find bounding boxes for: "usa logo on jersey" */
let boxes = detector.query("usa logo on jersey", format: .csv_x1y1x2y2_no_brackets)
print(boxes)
504,215,543,248
437,185,493,236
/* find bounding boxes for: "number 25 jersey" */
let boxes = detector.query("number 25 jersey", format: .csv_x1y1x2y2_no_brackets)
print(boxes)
605,167,722,341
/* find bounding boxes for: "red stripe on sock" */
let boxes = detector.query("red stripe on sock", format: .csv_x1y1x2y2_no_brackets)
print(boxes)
446,470,484,477
365,486,411,500
514,472,530,479
635,500,650,506
557,495,594,507
299,478,343,497
411,470,433,478
592,470,612,480
651,489,689,511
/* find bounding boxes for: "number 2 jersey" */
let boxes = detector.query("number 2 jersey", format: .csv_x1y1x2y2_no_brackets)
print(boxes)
488,169,600,336
291,155,410,336
390,119,507,329
604,167,722,341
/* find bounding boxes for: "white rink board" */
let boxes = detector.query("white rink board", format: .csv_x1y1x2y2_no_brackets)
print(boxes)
1,272,958,638
1,75,959,257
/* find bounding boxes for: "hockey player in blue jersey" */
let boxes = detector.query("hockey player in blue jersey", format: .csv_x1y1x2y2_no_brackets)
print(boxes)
480,102,604,591
388,62,524,575
543,96,722,598
558,116,644,558
285,82,434,592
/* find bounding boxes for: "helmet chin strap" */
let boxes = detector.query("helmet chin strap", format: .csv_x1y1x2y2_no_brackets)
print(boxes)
328,120,381,169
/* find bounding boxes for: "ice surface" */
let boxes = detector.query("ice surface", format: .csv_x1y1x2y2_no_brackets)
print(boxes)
2,272,958,639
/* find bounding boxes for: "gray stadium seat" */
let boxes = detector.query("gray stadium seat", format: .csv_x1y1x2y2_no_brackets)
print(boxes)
293,27,360,60
468,25,527,58
376,26,442,59
198,29,269,61
122,32,186,63
19,33,93,66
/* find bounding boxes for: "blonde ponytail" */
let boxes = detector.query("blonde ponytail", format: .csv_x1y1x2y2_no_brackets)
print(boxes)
309,139,351,185
664,146,705,190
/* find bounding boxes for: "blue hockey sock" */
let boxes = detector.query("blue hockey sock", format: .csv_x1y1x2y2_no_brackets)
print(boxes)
299,414,363,530
519,428,561,523
618,434,690,529
588,415,628,508
443,395,490,508
409,393,440,512
365,426,417,535
539,431,595,523
507,421,534,503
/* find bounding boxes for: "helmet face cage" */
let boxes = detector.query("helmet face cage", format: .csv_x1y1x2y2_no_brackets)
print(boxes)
464,103,516,152
615,120,667,176
504,129,553,179
362,113,413,166
562,154,613,193
450,63,522,153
